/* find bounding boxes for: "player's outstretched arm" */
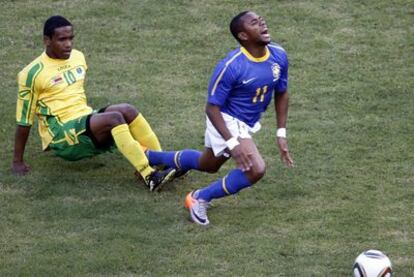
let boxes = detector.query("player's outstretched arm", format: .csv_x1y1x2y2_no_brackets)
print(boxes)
12,125,31,175
275,91,294,167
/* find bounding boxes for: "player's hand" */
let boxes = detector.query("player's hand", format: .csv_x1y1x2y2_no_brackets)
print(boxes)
12,161,31,176
230,144,253,172
277,137,294,167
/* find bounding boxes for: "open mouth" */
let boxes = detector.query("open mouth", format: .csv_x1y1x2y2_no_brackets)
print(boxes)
261,29,270,39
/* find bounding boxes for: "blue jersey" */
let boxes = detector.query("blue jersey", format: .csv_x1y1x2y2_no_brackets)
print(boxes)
207,43,288,127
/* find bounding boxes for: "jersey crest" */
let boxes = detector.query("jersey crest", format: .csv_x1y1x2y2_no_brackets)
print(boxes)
272,63,281,81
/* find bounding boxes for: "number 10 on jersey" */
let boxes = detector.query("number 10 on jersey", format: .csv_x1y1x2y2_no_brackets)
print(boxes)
63,70,76,85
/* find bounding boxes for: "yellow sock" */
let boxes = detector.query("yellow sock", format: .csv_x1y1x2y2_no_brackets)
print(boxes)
129,114,162,151
111,124,153,178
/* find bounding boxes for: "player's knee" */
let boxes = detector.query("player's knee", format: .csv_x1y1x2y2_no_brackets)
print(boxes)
249,162,266,183
105,111,126,127
119,103,139,121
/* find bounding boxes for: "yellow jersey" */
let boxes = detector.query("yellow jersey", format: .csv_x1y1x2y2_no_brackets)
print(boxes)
16,49,93,150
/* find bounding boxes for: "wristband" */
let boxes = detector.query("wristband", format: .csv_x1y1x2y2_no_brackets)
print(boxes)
276,128,287,138
225,137,240,150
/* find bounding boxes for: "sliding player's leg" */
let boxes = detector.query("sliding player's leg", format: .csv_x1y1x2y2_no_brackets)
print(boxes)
105,104,162,151
88,111,174,191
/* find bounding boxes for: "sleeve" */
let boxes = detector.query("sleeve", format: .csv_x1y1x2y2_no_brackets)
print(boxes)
207,60,237,107
15,65,42,126
274,50,289,94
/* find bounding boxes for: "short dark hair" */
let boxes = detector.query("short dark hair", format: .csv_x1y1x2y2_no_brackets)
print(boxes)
43,15,72,38
229,11,250,42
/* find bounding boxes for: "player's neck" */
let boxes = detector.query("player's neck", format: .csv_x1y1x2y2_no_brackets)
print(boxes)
45,48,69,60
46,49,58,59
241,45,267,58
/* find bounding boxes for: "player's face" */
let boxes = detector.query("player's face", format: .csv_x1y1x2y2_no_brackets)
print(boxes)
44,26,74,59
241,12,271,45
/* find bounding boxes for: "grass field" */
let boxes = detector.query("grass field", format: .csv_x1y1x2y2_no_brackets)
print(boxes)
1,0,413,275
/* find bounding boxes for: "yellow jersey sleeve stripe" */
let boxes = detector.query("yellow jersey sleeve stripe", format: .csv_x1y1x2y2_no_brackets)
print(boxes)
17,63,43,125
210,51,242,96
25,63,41,87
25,63,43,124
19,99,30,124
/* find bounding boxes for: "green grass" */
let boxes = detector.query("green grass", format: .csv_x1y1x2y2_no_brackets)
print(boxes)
1,0,413,275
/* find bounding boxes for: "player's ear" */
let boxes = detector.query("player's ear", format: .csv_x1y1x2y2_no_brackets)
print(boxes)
238,32,248,41
43,35,51,46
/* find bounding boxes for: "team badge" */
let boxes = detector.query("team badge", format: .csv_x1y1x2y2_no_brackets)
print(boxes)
272,63,281,81
75,67,85,79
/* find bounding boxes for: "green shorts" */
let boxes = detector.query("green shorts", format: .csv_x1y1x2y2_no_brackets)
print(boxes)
48,113,114,161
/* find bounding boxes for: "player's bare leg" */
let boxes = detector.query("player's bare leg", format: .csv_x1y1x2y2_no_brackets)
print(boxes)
187,139,265,225
197,147,230,173
237,138,266,183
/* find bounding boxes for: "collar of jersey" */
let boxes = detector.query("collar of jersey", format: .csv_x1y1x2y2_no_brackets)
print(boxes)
240,46,270,62
42,51,70,64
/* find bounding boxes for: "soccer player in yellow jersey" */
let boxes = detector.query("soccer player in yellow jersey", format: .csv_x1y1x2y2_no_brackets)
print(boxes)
12,15,175,191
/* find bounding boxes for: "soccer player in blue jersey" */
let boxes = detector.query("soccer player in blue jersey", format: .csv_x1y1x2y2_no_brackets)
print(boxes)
146,11,294,225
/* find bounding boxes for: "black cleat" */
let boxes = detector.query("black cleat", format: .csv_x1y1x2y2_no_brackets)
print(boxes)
174,168,190,179
145,168,176,192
